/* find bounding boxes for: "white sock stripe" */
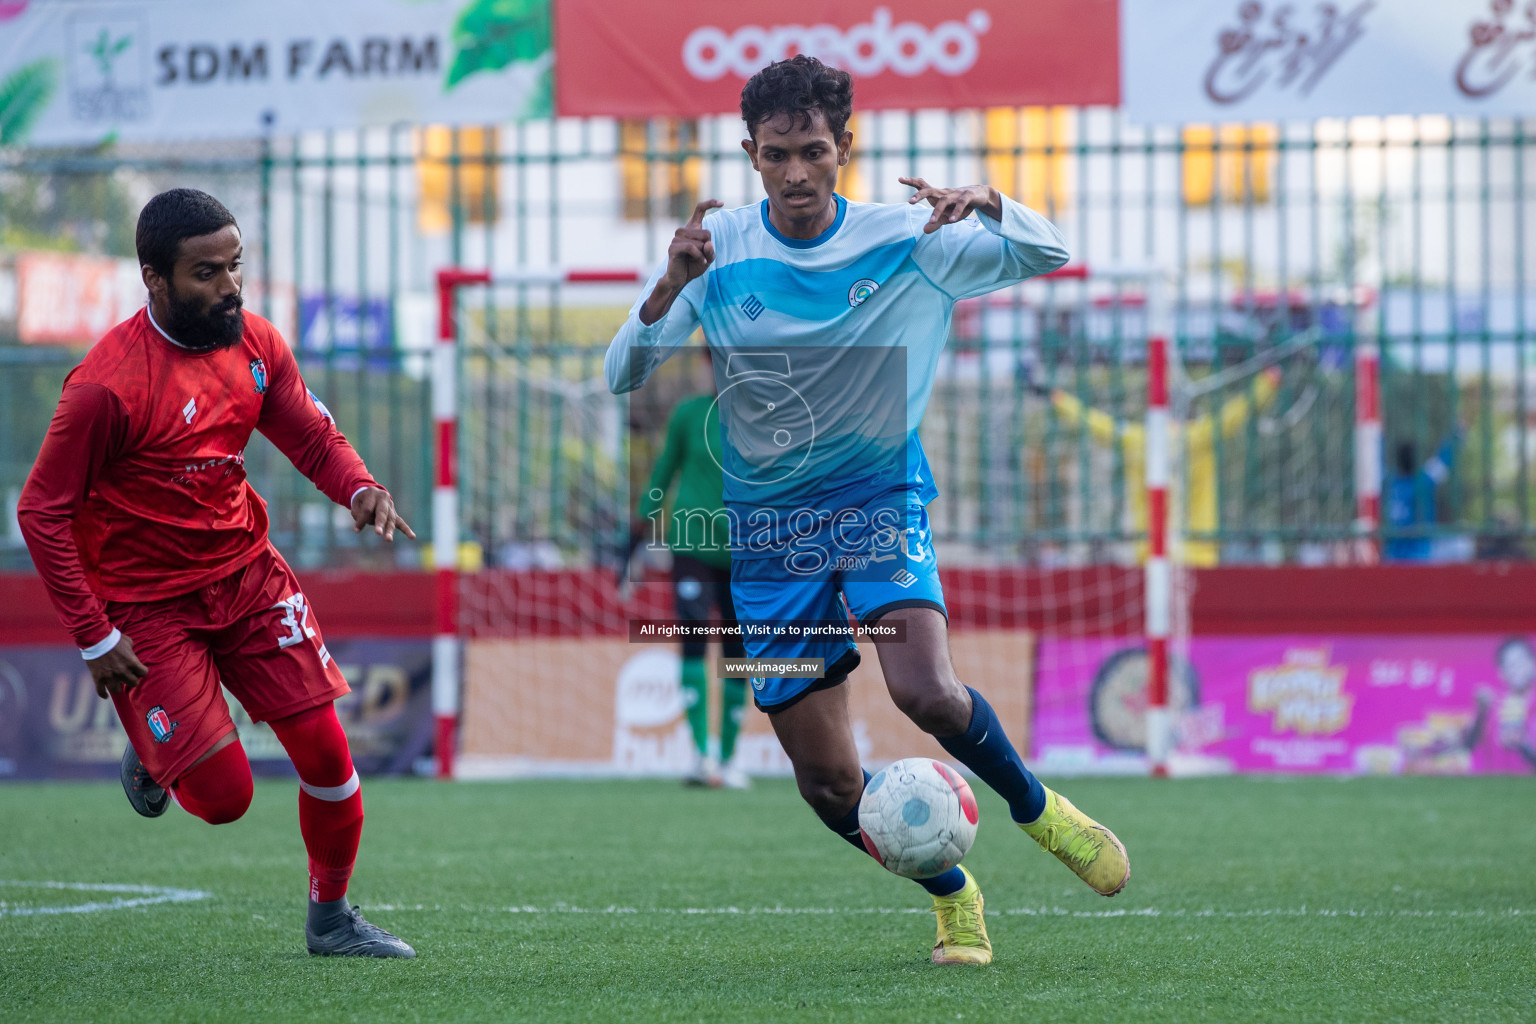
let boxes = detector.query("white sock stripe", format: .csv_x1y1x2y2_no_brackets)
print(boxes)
299,770,359,802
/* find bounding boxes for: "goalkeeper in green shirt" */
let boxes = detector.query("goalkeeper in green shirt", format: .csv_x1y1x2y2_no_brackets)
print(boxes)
635,384,750,789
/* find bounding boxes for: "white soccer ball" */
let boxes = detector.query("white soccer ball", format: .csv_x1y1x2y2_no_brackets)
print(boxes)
858,757,979,879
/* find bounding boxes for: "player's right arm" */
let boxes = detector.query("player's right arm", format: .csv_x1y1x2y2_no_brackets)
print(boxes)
16,381,149,697
903,178,1069,299
604,200,721,395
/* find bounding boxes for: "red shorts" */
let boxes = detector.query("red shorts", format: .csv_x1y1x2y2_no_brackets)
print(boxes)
108,545,349,786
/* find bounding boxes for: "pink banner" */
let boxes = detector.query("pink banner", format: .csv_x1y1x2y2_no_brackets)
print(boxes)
1032,634,1536,775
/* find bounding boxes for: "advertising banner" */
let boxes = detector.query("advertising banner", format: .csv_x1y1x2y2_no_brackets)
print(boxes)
298,294,394,354
459,630,1034,776
16,251,142,346
1033,634,1536,776
0,0,551,145
554,1,1119,118
0,639,433,780
1125,0,1536,124
10,250,295,347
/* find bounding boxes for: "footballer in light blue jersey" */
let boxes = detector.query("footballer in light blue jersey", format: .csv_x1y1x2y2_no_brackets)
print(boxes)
606,56,1130,964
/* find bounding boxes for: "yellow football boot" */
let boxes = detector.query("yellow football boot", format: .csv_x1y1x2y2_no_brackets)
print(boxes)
930,866,992,965
1020,788,1130,897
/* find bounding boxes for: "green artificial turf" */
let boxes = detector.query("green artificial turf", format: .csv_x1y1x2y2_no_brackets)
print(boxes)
1,776,1533,1023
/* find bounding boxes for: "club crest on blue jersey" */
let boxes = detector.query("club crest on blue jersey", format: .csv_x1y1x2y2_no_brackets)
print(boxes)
848,278,879,307
145,705,178,743
741,294,765,320
249,358,268,395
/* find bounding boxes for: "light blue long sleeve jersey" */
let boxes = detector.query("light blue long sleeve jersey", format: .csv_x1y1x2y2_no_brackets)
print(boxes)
605,192,1069,558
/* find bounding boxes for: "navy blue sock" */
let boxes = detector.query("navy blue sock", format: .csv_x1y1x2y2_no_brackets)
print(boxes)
914,864,968,897
820,770,968,898
937,686,1048,825
820,771,874,853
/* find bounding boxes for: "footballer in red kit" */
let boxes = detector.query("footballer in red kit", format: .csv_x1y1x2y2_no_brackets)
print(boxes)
17,188,416,958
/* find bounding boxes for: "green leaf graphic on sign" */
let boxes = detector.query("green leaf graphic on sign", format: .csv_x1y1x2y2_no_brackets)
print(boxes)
88,28,132,79
519,65,552,119
446,0,549,90
0,58,59,146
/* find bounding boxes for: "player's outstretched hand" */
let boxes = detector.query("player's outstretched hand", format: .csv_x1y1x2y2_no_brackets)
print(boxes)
351,487,416,542
641,200,722,325
662,199,723,289
86,633,148,699
900,178,1002,234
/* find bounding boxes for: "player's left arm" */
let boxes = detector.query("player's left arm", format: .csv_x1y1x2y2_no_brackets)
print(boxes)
256,329,414,541
902,177,1070,299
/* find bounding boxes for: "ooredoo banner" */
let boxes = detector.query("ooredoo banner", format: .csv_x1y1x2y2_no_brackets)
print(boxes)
1033,634,1536,776
554,1,1119,118
0,0,551,145
1124,0,1536,124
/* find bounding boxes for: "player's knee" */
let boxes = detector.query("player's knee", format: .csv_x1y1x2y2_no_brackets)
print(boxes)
270,702,354,786
174,743,254,825
893,684,971,736
798,766,864,820
196,782,254,825
302,739,353,787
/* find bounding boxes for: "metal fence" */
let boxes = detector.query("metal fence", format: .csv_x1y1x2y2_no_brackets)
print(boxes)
3,108,1534,571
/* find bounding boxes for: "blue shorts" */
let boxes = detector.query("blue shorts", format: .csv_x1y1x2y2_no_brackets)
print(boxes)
730,499,946,711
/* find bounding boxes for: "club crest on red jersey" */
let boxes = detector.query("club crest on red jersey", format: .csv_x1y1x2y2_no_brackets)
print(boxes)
145,705,178,743
249,358,269,395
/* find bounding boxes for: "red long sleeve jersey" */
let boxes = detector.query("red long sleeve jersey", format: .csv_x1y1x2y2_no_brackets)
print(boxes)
17,308,380,648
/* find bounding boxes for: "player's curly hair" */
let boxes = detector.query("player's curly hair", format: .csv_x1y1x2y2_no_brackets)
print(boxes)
740,55,854,139
136,188,238,278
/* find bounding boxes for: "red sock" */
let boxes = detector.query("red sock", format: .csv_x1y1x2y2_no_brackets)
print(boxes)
171,739,253,824
269,703,363,904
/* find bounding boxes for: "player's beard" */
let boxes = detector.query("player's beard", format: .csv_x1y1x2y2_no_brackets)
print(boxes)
164,285,245,352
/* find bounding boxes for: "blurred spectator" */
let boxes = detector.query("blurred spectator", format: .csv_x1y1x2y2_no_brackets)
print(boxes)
1384,435,1459,562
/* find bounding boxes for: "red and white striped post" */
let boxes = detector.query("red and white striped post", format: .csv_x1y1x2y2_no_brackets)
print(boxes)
1353,343,1382,565
429,267,640,779
1145,332,1173,778
1052,262,1174,774
432,268,489,780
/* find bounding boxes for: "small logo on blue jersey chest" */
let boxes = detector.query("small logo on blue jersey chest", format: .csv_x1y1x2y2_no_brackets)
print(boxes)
741,295,765,320
848,278,879,307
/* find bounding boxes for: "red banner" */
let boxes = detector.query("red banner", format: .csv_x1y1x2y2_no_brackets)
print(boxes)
554,1,1119,118
16,251,140,346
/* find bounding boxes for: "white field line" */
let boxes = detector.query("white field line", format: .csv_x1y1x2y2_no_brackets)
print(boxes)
0,880,210,918
363,903,1530,920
